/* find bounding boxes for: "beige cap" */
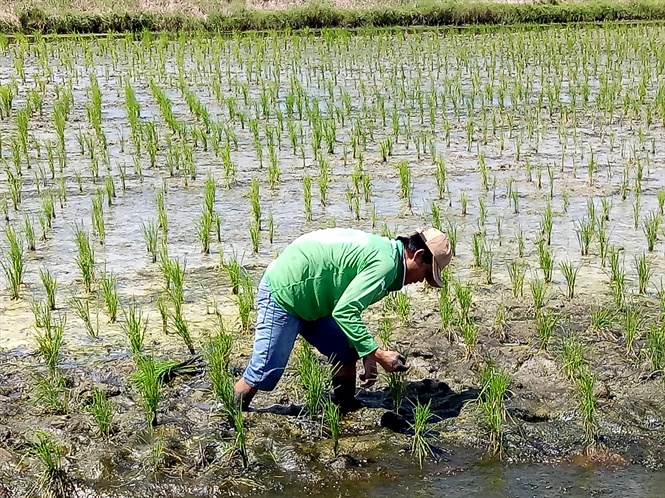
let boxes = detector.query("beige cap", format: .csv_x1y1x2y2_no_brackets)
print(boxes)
415,227,453,288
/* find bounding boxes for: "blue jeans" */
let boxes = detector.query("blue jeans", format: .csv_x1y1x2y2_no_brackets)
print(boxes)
242,277,359,391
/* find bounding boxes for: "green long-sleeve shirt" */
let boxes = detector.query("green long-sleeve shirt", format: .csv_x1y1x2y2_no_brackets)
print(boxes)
264,228,405,357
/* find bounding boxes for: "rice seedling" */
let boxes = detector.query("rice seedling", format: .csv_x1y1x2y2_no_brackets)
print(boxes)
323,399,341,456
121,299,147,357
560,333,587,381
575,218,594,256
40,268,57,311
268,211,274,244
530,279,548,314
35,313,65,377
540,202,553,245
483,244,494,284
577,368,598,448
295,342,334,419
196,210,214,255
408,399,435,469
559,261,580,300
658,188,665,215
141,220,159,263
460,191,468,216
89,389,114,438
516,226,525,258
237,273,255,331
24,215,36,251
589,306,615,335
622,304,643,355
460,320,479,360
646,323,665,372
91,189,105,244
1,223,25,299
250,219,260,253
396,160,413,210
68,297,98,339
34,372,69,415
536,309,559,351
537,241,554,283
170,310,195,355
634,253,653,295
26,430,70,497
454,280,473,325
445,220,458,256
633,195,641,230
74,224,95,293
303,175,312,221
643,211,660,252
132,356,161,427
472,232,485,268
479,364,511,456
100,269,119,323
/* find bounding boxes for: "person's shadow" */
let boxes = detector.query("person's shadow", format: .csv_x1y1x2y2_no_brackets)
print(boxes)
252,378,479,433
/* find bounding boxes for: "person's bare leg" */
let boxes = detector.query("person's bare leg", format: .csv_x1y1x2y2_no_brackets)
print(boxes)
234,378,258,411
332,362,362,413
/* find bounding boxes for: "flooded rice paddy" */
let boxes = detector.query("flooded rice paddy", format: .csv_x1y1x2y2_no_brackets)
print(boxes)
1,23,665,496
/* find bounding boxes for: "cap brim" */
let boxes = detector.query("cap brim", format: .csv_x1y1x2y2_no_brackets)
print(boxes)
426,258,445,288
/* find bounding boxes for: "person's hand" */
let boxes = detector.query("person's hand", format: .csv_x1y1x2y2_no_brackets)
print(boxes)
360,355,378,388
370,348,410,373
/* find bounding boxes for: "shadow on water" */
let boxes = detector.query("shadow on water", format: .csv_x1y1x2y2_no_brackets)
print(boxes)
251,378,478,427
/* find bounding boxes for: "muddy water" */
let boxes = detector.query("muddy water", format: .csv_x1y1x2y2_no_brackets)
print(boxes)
2,24,665,497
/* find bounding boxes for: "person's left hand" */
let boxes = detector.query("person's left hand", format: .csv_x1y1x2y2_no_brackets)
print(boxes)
360,355,378,388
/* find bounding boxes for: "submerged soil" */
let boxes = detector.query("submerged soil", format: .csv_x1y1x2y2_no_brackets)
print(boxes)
1,23,665,496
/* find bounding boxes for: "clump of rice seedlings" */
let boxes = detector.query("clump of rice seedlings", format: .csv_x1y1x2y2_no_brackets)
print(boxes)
530,278,548,315
205,322,247,466
560,333,587,380
237,273,255,331
222,254,246,295
536,309,559,351
26,430,71,497
471,232,485,268
250,219,260,253
121,299,147,357
622,305,643,355
559,261,580,300
633,195,641,230
295,342,334,419
601,198,612,221
171,310,195,355
24,215,36,251
100,269,119,323
73,223,95,293
479,364,511,456
156,293,169,334
454,280,472,324
91,189,105,244
493,303,508,341
89,389,114,438
141,220,159,263
460,191,468,216
482,244,494,284
1,223,25,299
634,253,653,295
249,178,261,228
460,320,479,360
643,211,660,252
516,226,525,258
378,317,393,348
34,372,69,415
589,306,615,335
303,175,313,221
196,209,213,254
430,202,442,231
396,160,413,210
132,356,161,427
577,368,598,449
511,188,519,214
387,349,409,413
435,156,446,199
408,399,434,469
40,268,57,310
575,218,594,256
35,313,65,376
156,188,168,237
537,241,554,283
318,157,330,207
645,323,665,372
323,398,341,456
439,290,455,338
596,220,609,267
539,202,553,245
658,188,665,215
392,291,411,325
68,297,98,339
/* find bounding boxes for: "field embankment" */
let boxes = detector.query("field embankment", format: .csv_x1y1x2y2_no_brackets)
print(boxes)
2,0,665,34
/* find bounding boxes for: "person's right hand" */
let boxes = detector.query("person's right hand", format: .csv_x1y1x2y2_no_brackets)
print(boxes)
370,348,409,373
